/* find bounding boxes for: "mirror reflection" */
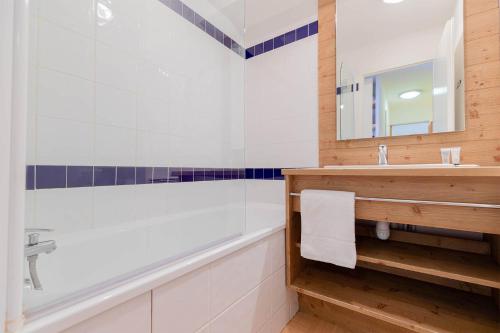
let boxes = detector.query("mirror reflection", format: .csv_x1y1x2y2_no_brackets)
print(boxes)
336,0,465,140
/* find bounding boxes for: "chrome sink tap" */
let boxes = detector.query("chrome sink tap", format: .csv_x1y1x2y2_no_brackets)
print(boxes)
25,228,56,291
378,144,388,165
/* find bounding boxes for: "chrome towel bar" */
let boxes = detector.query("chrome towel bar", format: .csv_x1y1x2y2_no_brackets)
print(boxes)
289,192,500,209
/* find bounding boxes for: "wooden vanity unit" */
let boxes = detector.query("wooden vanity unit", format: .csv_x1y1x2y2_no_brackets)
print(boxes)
283,167,500,333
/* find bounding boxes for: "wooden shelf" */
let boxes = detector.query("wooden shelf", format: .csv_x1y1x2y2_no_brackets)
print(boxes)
282,166,500,178
295,238,500,288
291,266,500,333
356,237,500,288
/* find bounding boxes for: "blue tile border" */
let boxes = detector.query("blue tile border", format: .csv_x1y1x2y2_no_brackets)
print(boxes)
159,0,316,60
246,21,318,60
158,0,245,58
26,166,287,190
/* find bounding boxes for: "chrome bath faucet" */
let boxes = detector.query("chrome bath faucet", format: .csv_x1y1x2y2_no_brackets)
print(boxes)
25,228,56,291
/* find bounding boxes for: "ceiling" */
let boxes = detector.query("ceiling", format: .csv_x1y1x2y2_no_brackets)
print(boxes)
337,0,457,52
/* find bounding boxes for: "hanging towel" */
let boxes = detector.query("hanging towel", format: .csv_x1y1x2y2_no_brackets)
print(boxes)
300,190,356,269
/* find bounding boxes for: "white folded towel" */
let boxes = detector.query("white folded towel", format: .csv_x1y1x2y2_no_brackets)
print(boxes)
300,189,357,269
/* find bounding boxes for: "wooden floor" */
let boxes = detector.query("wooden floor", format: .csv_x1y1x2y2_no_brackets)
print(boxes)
282,312,353,333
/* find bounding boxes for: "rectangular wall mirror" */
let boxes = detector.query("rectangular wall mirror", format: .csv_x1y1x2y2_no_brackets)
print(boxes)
336,0,465,140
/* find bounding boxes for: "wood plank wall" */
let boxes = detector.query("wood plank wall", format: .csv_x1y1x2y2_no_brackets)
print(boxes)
318,0,500,166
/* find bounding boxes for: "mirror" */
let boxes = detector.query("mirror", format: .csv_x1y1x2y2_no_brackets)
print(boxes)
336,0,465,140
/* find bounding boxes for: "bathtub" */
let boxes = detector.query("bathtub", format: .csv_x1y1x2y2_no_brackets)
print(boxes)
22,220,284,333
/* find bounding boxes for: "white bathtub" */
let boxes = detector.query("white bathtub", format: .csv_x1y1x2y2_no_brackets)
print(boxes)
22,223,285,333
24,202,246,312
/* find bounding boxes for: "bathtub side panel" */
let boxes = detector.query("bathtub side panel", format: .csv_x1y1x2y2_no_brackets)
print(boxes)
61,293,151,333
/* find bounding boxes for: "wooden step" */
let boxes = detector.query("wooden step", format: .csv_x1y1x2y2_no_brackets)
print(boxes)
295,237,500,288
291,266,499,333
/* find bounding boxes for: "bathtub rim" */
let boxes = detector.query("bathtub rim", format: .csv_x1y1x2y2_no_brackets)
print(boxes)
21,225,285,333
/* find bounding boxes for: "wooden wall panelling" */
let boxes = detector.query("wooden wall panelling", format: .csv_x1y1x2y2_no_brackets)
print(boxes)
318,0,500,166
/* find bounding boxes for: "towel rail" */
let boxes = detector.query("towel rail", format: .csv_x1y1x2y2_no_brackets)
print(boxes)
289,192,500,209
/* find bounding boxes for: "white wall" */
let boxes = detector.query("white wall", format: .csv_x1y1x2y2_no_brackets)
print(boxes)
245,0,319,235
22,0,318,325
245,0,317,46
25,0,246,311
244,19,319,233
29,0,244,168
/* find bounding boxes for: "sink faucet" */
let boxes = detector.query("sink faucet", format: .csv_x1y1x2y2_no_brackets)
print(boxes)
25,228,56,290
378,144,388,165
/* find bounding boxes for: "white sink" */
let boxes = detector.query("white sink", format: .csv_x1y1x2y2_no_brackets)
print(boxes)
324,164,479,170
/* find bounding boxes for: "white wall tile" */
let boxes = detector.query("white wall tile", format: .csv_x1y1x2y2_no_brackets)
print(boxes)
152,267,210,333
36,116,94,165
35,188,94,234
196,325,210,333
95,125,136,165
38,69,95,123
269,302,290,333
210,239,273,317
93,186,137,227
210,276,273,333
270,267,287,315
96,83,137,128
245,181,285,233
137,96,169,133
96,0,141,55
38,0,95,37
269,231,286,273
38,19,95,80
257,321,272,333
244,0,317,46
62,293,151,333
245,141,318,168
245,36,318,168
136,130,170,166
288,290,299,319
134,184,168,222
96,41,139,92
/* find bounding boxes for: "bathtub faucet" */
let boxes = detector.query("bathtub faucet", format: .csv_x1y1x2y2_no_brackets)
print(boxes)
25,228,57,291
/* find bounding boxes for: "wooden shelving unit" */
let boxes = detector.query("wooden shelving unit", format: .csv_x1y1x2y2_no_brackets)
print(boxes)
292,266,499,333
284,168,500,332
357,237,500,288
295,237,500,289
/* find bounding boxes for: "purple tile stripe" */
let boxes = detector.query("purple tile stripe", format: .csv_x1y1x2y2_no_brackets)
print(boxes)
246,20,318,59
159,0,245,58
26,166,286,190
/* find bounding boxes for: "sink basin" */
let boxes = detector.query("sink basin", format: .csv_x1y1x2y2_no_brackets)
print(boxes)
324,164,479,170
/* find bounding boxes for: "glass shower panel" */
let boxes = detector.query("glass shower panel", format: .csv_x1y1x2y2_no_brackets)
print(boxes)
24,0,246,313
337,63,355,140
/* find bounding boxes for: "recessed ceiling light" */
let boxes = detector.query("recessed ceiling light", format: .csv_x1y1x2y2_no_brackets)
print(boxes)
399,90,421,99
383,0,405,4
